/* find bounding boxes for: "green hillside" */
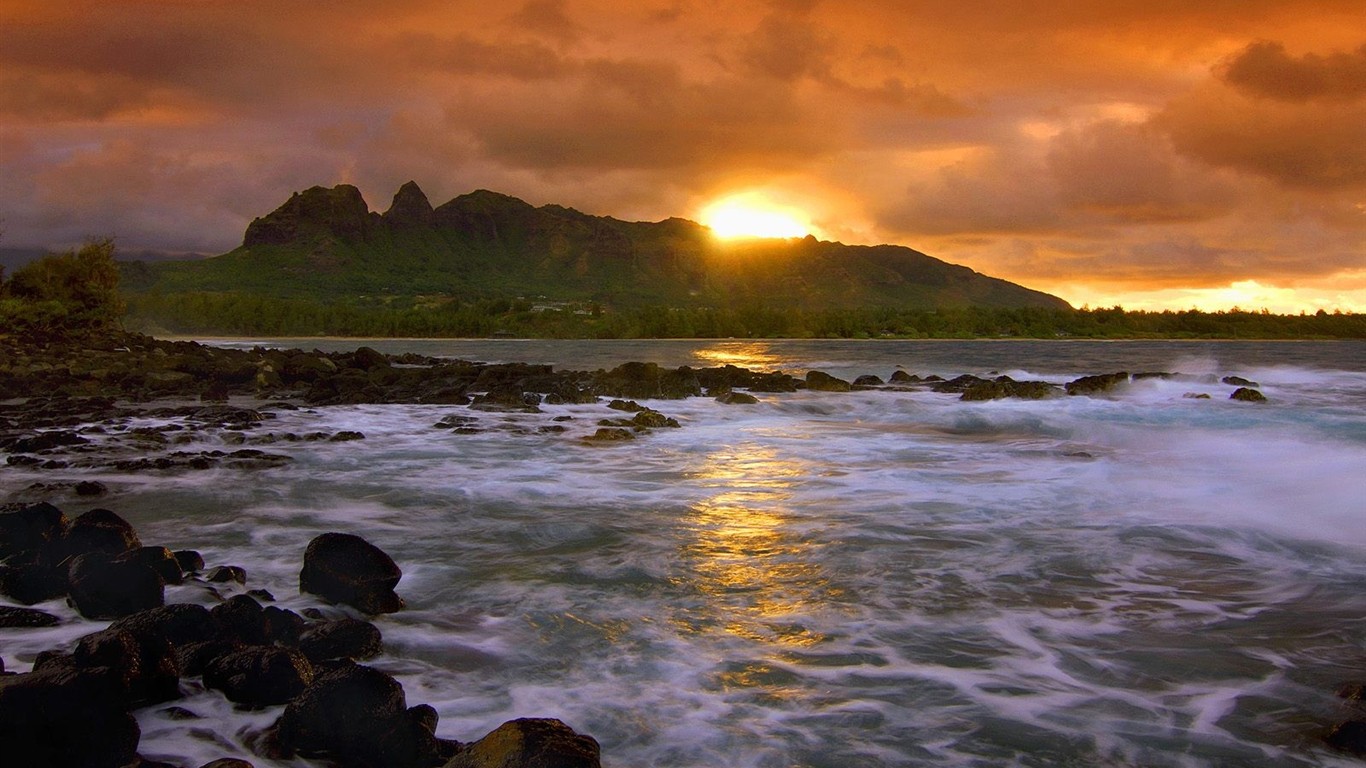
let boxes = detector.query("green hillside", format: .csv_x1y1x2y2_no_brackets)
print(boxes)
122,182,1070,313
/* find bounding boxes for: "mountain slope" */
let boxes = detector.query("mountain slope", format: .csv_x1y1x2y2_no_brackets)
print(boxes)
124,182,1070,310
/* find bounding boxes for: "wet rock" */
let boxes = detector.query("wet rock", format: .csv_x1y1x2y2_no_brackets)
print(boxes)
931,374,990,394
0,665,141,768
805,370,851,392
0,501,69,558
606,399,643,412
0,605,61,627
67,550,165,619
593,362,701,400
299,618,383,663
1230,387,1267,403
177,639,243,678
329,430,366,442
174,549,206,573
211,594,275,646
73,626,181,707
584,427,635,442
1065,372,1130,396
349,346,391,372
272,664,443,768
961,377,1060,401
74,480,108,496
715,391,759,405
112,603,218,648
889,370,917,383
0,557,69,604
471,385,542,413
8,430,90,453
447,717,602,768
198,759,256,768
136,546,184,585
631,409,680,429
852,374,885,387
1222,375,1259,387
205,565,247,584
63,507,142,559
204,646,314,706
1326,720,1366,756
300,533,404,615
1182,392,1212,399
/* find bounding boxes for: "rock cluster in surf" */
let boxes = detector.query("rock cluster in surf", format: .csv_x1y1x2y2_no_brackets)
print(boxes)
0,501,601,768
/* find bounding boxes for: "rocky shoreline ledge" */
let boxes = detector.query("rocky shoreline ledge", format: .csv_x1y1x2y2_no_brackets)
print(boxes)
2,331,1272,478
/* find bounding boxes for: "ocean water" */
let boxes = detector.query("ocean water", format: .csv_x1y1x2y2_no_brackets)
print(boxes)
5,339,1366,767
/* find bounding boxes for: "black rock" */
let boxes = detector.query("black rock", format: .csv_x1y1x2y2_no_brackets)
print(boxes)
272,664,441,768
0,665,141,768
805,370,852,392
0,604,61,628
111,603,217,648
174,549,206,573
1326,720,1366,755
135,545,184,585
0,501,69,559
1230,387,1267,403
73,626,181,707
62,507,141,560
67,550,165,619
204,646,314,706
300,533,404,615
299,618,383,663
715,391,759,405
1065,372,1130,396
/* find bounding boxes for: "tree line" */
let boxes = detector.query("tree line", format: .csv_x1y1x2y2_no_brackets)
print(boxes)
124,290,1366,340
0,239,125,339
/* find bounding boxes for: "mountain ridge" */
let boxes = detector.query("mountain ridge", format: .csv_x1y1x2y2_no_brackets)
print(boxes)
124,182,1071,311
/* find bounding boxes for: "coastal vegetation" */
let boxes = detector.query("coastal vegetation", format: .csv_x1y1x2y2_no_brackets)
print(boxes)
0,239,124,339
123,291,1366,340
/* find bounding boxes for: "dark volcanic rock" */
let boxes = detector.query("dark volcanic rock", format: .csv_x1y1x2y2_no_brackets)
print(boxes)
9,430,90,453
1222,375,1259,387
1065,372,1130,396
805,370,852,392
447,717,602,768
63,507,142,559
0,665,141,768
1326,720,1366,756
0,557,69,604
67,550,165,619
585,427,635,442
298,618,383,663
73,626,181,707
136,545,184,585
715,391,759,405
204,646,314,706
1230,387,1267,403
272,664,443,768
300,533,404,614
0,604,61,627
111,603,217,648
0,501,69,558
593,362,701,400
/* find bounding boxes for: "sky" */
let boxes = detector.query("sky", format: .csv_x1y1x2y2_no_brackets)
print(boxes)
2,0,1365,312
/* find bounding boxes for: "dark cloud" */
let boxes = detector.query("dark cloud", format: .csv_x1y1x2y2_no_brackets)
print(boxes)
505,0,584,47
1047,120,1237,222
1159,84,1366,189
1222,40,1366,102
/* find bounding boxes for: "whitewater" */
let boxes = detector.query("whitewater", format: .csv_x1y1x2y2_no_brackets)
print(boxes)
4,338,1366,767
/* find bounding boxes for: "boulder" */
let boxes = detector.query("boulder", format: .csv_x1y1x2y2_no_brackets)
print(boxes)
111,603,218,648
73,626,181,707
198,760,256,768
631,409,679,429
0,501,69,558
853,374,885,387
0,557,69,604
300,533,404,614
715,391,759,405
174,549,206,573
204,647,314,706
1326,720,1366,756
62,507,141,559
0,665,141,768
1065,372,1130,396
299,618,383,663
273,664,443,768
805,370,851,392
889,370,917,383
1230,387,1267,403
67,550,165,619
446,718,601,768
135,545,184,585
584,428,634,442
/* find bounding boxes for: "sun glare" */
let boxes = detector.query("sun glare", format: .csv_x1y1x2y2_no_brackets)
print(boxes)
700,193,814,240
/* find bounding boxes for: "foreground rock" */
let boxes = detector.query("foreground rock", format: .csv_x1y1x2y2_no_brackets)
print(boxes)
300,532,404,614
446,718,602,768
271,663,453,768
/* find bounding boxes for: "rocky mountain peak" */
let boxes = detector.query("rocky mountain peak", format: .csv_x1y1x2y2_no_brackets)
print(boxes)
382,181,434,228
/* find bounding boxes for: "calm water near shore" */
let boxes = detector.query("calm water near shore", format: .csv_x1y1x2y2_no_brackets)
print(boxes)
5,338,1366,766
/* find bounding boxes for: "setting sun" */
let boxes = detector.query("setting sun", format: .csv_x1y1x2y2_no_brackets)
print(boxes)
700,193,815,240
